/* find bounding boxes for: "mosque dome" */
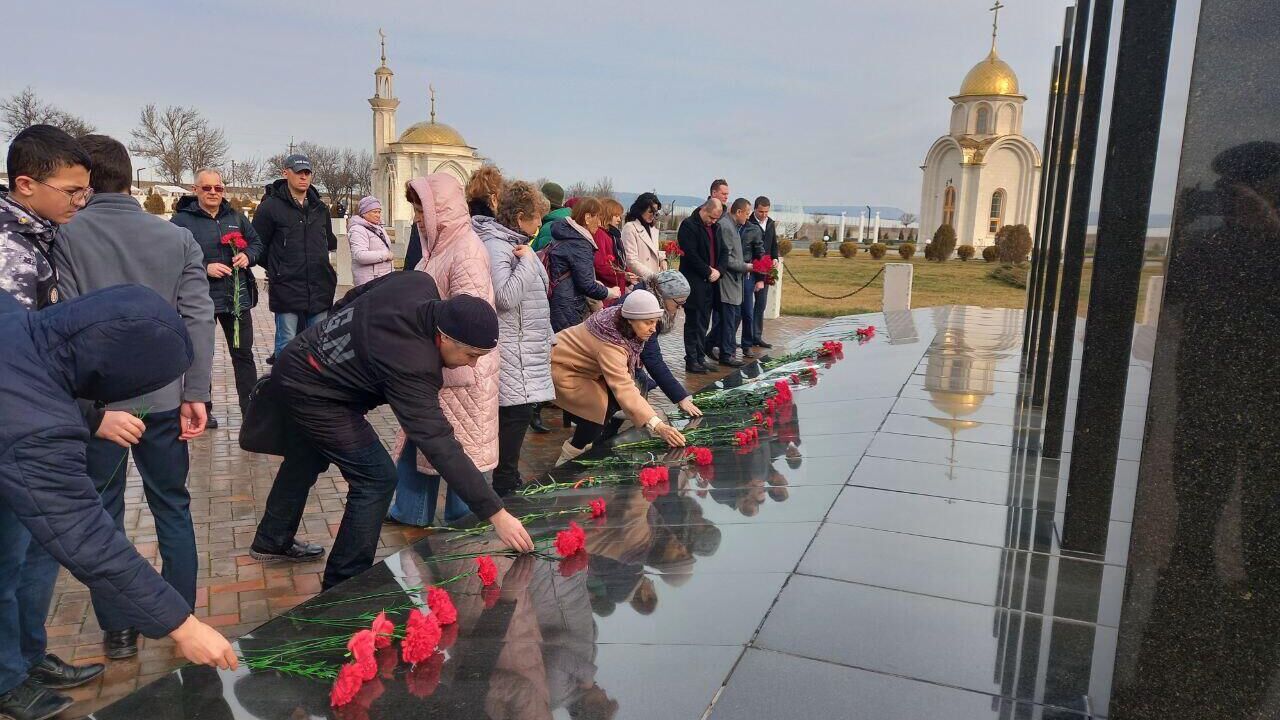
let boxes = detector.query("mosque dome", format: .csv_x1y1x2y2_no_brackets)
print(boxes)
398,121,468,147
957,50,1022,97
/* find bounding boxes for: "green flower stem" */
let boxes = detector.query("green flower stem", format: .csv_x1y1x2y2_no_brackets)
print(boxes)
444,508,590,542
517,475,631,496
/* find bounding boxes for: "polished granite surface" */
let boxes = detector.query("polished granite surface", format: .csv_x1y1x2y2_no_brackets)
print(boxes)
93,306,1135,719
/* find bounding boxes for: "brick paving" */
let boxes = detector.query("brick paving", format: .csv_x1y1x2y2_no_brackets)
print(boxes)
48,294,822,717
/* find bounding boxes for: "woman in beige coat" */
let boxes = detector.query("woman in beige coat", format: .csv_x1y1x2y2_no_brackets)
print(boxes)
551,290,685,465
619,192,666,283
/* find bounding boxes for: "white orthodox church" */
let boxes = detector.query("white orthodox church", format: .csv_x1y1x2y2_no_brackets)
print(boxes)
368,33,482,243
920,7,1041,248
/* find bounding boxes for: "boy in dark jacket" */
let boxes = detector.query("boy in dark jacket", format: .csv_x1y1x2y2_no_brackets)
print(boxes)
0,286,237,720
250,272,534,589
252,154,338,354
171,169,265,418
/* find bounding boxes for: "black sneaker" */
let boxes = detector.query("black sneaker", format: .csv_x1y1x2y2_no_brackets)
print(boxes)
719,355,745,368
250,539,326,563
206,415,220,430
28,653,104,688
0,680,73,720
754,340,773,349
528,408,550,434
103,629,139,660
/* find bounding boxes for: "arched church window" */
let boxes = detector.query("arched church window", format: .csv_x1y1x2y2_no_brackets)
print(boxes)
942,186,956,227
975,105,992,134
989,189,1006,234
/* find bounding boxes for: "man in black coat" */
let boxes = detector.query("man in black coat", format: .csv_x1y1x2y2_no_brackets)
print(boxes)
171,169,265,418
676,198,723,373
249,271,534,589
252,154,338,355
0,286,237,719
747,196,778,348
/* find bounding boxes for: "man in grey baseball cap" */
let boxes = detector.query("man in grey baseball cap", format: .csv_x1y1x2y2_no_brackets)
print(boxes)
252,152,338,356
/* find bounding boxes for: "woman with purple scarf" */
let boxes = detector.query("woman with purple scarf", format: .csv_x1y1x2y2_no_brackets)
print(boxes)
347,195,394,286
550,290,686,465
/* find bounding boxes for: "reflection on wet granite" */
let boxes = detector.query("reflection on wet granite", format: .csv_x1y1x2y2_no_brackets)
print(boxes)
93,307,1130,719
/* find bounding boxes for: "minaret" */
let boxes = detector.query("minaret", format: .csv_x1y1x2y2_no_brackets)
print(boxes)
369,29,399,156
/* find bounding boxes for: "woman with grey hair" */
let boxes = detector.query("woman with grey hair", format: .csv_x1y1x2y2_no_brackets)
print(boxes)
631,270,703,418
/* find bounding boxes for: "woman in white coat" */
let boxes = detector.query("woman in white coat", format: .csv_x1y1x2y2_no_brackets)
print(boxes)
619,192,666,283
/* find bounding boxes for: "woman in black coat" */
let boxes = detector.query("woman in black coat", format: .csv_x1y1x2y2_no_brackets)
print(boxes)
547,197,619,332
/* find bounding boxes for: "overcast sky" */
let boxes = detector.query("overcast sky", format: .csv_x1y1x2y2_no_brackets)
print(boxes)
5,0,1199,212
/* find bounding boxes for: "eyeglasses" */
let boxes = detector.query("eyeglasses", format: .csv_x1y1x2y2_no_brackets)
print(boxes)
200,185,226,193
34,179,93,205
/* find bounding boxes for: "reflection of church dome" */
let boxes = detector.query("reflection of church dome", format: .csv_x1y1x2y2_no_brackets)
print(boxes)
398,121,468,147
957,50,1022,97
927,390,987,418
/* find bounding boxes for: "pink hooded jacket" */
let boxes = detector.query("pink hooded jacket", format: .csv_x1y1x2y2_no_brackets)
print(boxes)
399,174,499,473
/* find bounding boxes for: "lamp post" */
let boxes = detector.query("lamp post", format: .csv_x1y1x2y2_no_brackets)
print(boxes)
135,166,147,191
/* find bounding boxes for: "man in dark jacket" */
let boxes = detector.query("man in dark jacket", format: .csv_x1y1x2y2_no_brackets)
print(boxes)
252,154,338,354
676,198,723,373
53,135,215,661
171,169,265,419
0,286,236,720
705,198,753,367
250,271,534,589
738,197,767,354
747,196,778,348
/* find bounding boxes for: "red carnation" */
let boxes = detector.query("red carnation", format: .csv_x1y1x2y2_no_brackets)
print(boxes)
735,431,748,447
590,498,607,518
684,447,713,466
476,556,498,586
559,549,590,577
638,465,669,487
426,587,457,626
220,230,248,252
330,661,365,707
555,521,587,557
764,397,776,414
370,612,394,650
347,629,378,681
764,416,774,430
401,609,441,665
753,411,764,425
773,381,793,403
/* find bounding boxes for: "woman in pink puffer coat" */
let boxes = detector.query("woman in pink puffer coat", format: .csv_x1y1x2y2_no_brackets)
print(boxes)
388,173,501,526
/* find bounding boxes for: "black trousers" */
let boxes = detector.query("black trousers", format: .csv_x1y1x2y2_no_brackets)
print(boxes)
569,392,622,450
683,279,714,363
752,283,769,343
215,309,257,412
494,403,535,495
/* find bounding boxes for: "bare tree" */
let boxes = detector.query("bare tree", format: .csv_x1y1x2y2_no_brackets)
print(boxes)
224,157,264,191
565,181,591,200
1,87,96,140
588,176,614,199
898,212,917,227
130,104,227,183
348,150,373,200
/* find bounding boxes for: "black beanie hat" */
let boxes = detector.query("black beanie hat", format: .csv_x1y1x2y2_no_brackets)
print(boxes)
436,294,499,349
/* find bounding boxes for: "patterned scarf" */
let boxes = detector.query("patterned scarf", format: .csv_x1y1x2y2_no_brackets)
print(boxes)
585,304,645,374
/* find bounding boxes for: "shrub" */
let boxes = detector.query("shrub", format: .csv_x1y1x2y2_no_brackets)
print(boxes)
995,224,1033,264
897,243,915,261
778,238,793,257
989,264,1029,288
931,224,957,261
923,243,936,261
957,244,975,261
144,192,166,215
982,246,998,263
838,241,859,259
808,241,827,258
869,242,888,260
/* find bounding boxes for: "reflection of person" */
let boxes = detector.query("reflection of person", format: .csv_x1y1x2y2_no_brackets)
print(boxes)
1115,142,1280,717
0,286,237,720
551,291,686,465
249,274,533,589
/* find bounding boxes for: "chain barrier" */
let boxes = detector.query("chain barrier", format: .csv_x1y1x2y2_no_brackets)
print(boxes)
780,261,886,300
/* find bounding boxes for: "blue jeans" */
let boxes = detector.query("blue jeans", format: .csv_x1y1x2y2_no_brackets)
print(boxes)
740,281,756,351
254,434,398,589
273,311,328,353
82,408,196,630
719,303,742,358
0,501,63,693
389,441,475,526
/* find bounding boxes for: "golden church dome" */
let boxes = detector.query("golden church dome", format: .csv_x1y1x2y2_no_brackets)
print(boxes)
957,50,1022,97
398,121,468,147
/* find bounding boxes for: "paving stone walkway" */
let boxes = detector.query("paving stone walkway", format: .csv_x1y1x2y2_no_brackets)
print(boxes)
48,294,821,717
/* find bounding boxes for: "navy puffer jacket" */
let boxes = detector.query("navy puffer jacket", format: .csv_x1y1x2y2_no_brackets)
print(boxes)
0,285,195,637
547,218,609,332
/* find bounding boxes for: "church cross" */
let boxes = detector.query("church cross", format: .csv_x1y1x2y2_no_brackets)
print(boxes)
989,1,1005,52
